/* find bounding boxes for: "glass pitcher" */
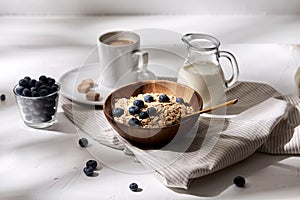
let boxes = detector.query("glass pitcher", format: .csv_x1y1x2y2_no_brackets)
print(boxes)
177,33,239,108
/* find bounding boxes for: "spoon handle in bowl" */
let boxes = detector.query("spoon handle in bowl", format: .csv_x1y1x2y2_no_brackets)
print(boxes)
199,99,238,114
184,99,238,118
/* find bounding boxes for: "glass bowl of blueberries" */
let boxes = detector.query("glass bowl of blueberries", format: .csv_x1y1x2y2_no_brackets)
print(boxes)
13,75,60,128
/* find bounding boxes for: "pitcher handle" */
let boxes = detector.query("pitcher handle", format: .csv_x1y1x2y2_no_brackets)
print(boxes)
219,51,239,88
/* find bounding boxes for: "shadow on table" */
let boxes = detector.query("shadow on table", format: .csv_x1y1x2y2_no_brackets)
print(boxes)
42,112,77,134
171,153,290,197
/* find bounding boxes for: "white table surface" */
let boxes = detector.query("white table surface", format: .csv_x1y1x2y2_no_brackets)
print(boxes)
0,15,300,200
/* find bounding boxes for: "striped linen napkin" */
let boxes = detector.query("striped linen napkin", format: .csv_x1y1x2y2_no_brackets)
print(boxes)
61,81,300,189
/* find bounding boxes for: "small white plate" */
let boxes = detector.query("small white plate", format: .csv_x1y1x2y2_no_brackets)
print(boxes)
59,63,112,106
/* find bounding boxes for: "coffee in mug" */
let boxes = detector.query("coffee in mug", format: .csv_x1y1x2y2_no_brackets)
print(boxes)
107,39,134,46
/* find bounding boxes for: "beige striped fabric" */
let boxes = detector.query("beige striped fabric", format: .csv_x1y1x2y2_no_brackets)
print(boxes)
61,81,300,189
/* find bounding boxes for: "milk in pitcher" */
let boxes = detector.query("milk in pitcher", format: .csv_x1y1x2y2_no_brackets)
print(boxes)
177,63,226,108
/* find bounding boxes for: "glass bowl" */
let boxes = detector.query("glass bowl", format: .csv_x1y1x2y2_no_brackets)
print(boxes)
13,83,60,128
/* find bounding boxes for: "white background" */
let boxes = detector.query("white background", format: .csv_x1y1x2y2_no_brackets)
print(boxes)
0,0,300,15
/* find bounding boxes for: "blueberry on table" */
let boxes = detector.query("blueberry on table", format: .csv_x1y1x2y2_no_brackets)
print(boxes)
129,105,140,115
79,138,89,147
83,166,94,177
159,94,170,102
147,107,157,116
176,97,184,104
19,79,29,88
112,108,124,117
128,118,141,127
233,176,245,187
86,160,98,170
133,99,144,108
144,95,154,103
139,111,149,119
0,94,5,101
129,183,138,191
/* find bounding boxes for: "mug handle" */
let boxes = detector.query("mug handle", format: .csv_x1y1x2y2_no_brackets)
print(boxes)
219,51,239,87
132,50,149,70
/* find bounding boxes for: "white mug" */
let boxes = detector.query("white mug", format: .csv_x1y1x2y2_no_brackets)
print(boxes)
98,31,149,88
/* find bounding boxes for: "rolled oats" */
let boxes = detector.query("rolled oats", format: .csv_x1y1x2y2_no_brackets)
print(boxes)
113,93,194,128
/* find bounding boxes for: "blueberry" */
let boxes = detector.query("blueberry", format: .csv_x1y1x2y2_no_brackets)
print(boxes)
39,89,48,97
176,97,184,104
133,100,144,108
86,160,98,170
25,115,32,121
112,108,124,117
129,183,138,191
43,107,56,116
139,111,149,119
39,85,47,91
39,75,48,84
31,91,39,97
32,114,41,122
22,107,31,115
29,79,37,88
0,94,5,101
24,99,33,106
28,105,36,112
19,79,29,88
24,76,31,82
22,88,31,97
83,166,94,177
79,138,88,147
34,101,44,108
147,107,157,116
144,95,154,103
51,85,59,93
128,118,141,127
48,78,55,86
159,94,170,102
129,105,140,115
39,114,52,122
44,100,55,108
35,81,43,89
33,108,43,116
15,86,24,95
233,176,245,187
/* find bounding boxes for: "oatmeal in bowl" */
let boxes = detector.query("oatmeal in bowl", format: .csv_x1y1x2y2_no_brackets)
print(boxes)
103,80,203,149
113,93,194,128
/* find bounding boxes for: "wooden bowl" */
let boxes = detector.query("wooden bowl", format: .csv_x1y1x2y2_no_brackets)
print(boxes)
103,80,203,149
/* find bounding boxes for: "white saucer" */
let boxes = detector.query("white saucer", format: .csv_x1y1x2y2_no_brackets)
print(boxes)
59,63,113,106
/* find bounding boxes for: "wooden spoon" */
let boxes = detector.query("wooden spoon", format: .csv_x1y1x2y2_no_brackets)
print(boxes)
183,99,238,119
